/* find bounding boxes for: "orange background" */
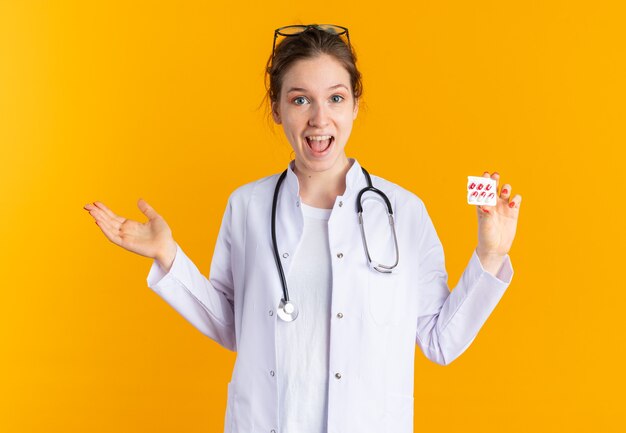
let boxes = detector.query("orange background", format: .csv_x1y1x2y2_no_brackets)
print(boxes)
1,1,625,432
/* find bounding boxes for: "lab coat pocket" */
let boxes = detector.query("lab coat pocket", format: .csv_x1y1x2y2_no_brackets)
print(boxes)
384,391,414,432
367,270,401,326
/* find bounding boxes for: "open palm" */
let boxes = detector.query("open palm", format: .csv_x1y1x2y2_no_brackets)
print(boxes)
83,199,174,260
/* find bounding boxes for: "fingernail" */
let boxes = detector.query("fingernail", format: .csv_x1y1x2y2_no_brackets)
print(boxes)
493,172,499,176
502,189,508,194
509,202,515,208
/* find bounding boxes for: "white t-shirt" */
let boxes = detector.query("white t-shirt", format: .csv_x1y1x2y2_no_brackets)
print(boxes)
276,202,333,433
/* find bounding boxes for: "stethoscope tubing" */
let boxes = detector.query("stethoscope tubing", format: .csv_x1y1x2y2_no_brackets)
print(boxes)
271,166,398,321
271,170,290,303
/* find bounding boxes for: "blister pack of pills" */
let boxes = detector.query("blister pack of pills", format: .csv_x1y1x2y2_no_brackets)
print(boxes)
467,176,497,206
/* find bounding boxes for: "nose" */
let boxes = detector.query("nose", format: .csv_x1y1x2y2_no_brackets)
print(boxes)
308,102,330,128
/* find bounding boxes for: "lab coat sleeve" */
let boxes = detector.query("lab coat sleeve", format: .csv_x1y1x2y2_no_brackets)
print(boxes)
413,199,513,365
146,199,236,352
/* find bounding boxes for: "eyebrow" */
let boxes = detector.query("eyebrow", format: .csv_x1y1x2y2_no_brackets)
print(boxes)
286,84,349,94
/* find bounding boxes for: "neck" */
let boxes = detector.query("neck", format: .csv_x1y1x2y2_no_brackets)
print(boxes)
293,156,353,209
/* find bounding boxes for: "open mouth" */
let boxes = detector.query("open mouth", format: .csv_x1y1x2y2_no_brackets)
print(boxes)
305,135,335,155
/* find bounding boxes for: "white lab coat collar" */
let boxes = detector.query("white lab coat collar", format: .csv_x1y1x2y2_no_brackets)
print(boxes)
284,157,365,201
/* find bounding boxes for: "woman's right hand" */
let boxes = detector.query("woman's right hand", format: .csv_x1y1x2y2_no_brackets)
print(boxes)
83,199,177,267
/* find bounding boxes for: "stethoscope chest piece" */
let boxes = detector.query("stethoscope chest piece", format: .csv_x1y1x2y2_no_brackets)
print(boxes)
277,298,298,322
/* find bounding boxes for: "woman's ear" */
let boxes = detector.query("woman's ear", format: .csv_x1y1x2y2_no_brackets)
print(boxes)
272,101,282,124
353,98,359,120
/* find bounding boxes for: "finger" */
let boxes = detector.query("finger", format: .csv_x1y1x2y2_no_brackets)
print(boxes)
508,194,522,209
95,208,122,234
84,203,125,245
482,171,499,192
84,203,125,235
477,204,491,214
137,198,160,221
95,218,123,245
500,183,512,200
93,201,125,224
491,171,500,189
86,205,117,227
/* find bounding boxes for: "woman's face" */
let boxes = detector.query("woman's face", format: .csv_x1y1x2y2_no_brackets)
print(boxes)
272,53,359,176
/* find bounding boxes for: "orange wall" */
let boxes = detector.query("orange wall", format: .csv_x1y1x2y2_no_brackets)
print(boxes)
1,1,624,432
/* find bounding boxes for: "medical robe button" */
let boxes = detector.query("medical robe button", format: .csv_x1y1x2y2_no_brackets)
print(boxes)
337,252,343,258
338,201,343,207
269,310,274,316
270,370,275,377
271,430,276,433
282,252,289,258
335,372,342,379
337,312,343,319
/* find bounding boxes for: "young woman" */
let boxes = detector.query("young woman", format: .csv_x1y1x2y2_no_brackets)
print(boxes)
83,24,522,433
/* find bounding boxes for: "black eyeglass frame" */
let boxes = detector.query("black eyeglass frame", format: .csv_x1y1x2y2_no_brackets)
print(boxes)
271,24,351,65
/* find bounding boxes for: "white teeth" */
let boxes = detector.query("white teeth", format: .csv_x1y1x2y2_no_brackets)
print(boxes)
306,135,333,141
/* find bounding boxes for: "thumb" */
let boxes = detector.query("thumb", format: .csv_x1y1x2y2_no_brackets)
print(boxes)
137,198,160,220
477,204,491,215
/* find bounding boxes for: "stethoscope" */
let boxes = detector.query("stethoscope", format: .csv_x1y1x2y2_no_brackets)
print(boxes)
271,167,400,322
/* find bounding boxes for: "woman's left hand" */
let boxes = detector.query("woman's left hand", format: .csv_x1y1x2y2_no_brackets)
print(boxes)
476,171,522,260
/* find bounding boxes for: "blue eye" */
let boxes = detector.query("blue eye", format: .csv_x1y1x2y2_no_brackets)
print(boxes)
331,95,344,103
293,97,308,105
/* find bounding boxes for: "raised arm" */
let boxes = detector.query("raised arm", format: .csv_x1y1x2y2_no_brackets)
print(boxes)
83,197,236,351
413,172,520,365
